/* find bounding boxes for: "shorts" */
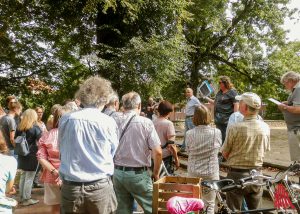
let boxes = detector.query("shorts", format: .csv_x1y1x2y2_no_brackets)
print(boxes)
44,183,61,205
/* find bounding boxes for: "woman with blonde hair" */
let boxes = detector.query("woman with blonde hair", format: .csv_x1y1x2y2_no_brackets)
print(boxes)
186,104,222,214
16,109,42,206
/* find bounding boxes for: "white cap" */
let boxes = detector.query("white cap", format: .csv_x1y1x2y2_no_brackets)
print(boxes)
235,92,261,109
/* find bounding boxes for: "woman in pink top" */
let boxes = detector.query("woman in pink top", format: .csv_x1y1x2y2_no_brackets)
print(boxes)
37,108,63,214
153,101,179,174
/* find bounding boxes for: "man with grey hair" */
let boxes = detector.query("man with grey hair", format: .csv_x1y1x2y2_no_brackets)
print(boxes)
113,91,162,214
103,92,119,116
221,92,270,212
59,76,118,214
278,71,300,161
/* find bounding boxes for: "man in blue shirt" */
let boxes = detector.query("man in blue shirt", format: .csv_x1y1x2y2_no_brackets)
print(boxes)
59,76,119,214
181,88,201,152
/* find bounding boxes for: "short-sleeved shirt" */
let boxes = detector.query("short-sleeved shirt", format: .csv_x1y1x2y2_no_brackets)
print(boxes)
59,108,119,182
113,111,161,167
214,89,238,125
153,118,176,158
0,154,17,197
283,81,300,131
221,115,270,169
0,115,16,149
186,125,222,176
185,96,201,116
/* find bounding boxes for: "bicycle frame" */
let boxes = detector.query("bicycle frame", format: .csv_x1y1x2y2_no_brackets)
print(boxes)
207,162,300,214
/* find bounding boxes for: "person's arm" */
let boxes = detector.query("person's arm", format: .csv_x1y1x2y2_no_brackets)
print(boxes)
278,104,300,114
221,126,234,159
6,158,17,196
10,131,16,147
6,180,16,195
204,96,215,104
152,145,162,181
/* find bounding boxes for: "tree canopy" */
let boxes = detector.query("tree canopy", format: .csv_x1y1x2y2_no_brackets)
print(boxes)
0,0,299,117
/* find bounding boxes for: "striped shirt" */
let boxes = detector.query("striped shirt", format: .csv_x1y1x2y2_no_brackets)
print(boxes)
221,115,270,169
113,111,161,167
186,125,222,176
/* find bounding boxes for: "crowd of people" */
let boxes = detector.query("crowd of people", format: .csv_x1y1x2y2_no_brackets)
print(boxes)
0,71,299,214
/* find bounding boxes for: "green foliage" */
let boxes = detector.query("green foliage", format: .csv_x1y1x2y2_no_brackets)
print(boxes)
0,0,299,116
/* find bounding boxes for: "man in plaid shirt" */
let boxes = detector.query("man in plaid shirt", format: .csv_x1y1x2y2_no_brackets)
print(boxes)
221,92,270,212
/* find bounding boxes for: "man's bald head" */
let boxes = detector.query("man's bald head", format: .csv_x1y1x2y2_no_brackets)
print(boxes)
185,88,193,98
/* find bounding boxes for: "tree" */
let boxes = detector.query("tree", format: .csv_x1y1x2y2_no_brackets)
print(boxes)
184,0,295,92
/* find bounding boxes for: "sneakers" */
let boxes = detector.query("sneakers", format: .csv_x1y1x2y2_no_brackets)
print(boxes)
21,198,39,206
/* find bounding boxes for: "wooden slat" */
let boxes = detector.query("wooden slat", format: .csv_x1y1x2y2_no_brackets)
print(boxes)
158,201,167,209
164,176,201,184
159,192,193,200
158,183,195,192
153,183,159,214
157,210,169,214
155,176,167,184
192,185,201,198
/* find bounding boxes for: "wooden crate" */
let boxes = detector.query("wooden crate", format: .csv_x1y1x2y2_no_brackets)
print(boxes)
153,176,202,214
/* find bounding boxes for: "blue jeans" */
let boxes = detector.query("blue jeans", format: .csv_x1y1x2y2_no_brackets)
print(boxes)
182,117,195,149
113,169,153,214
19,171,36,201
61,178,117,214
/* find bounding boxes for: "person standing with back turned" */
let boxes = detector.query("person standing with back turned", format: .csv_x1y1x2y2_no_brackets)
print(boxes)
221,92,270,211
59,76,119,214
113,92,162,214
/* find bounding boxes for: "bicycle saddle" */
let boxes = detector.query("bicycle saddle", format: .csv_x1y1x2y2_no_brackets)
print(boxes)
201,179,234,191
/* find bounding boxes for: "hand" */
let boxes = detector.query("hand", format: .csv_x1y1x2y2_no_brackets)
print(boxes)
55,177,62,187
278,103,287,111
152,174,159,182
6,186,16,196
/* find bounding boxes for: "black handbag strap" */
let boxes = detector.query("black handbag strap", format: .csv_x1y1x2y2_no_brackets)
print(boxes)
119,114,136,141
161,140,175,149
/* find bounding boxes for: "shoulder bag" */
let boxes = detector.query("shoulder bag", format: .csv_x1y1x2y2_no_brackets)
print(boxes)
14,131,31,156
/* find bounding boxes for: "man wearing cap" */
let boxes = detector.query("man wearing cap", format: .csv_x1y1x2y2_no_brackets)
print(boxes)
221,92,270,211
181,88,201,152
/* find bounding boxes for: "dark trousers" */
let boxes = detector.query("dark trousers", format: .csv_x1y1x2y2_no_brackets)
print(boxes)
226,170,263,212
61,178,117,214
216,123,227,144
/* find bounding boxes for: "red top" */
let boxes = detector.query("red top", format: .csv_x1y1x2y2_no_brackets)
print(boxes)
36,128,60,184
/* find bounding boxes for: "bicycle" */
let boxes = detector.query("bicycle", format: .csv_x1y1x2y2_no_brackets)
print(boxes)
201,162,300,213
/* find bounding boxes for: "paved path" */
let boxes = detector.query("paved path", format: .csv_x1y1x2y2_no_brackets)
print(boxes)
14,188,51,214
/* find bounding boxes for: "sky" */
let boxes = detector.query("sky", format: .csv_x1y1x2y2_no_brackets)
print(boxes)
283,0,300,41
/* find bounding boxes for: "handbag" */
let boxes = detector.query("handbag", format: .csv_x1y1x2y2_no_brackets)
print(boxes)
14,132,30,156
